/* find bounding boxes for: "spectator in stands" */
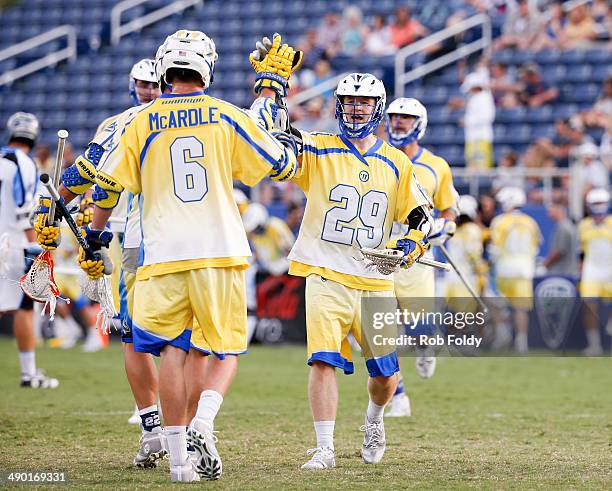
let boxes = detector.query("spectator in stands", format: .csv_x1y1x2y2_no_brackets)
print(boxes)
294,96,335,133
536,117,587,167
285,201,305,237
389,6,428,49
339,5,366,56
600,126,612,169
315,12,342,58
462,71,496,168
560,4,597,48
297,28,326,70
517,63,559,108
541,198,578,277
580,76,612,129
299,59,335,101
494,0,543,51
540,1,566,49
478,193,497,228
573,141,609,200
489,61,519,107
591,0,612,40
34,143,52,172
365,14,396,56
492,151,524,193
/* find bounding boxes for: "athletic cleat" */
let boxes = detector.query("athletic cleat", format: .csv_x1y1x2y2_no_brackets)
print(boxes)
187,419,222,480
127,406,140,425
20,370,59,389
170,459,200,482
360,416,386,464
300,447,335,470
415,355,437,379
133,428,168,468
386,393,411,417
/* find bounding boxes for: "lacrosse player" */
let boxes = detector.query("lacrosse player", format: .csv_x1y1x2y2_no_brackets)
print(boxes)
578,188,611,356
490,186,542,353
384,98,458,416
0,112,59,389
251,34,432,468
81,30,298,482
32,60,167,467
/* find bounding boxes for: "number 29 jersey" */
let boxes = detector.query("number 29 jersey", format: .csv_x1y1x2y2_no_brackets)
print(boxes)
288,132,429,291
97,91,286,280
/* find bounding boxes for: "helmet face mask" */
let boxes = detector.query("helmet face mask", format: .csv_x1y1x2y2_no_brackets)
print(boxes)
335,73,386,139
129,59,160,105
385,98,427,148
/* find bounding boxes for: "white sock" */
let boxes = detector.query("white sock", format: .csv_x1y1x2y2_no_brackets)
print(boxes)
314,421,335,451
366,400,385,421
165,426,188,467
194,390,223,429
18,351,36,377
515,331,528,352
586,329,602,350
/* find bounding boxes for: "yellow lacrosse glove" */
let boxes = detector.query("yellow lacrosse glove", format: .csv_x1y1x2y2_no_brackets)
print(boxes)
250,33,303,97
77,227,113,279
33,197,61,250
76,197,94,227
385,230,429,269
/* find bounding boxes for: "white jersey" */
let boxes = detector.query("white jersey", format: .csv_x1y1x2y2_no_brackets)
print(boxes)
0,146,38,246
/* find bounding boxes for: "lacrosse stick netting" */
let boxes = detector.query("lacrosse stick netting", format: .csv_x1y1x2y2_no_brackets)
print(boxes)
20,251,64,319
79,274,118,334
359,248,405,275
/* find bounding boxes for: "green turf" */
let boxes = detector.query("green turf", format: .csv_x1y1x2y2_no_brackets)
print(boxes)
0,338,610,489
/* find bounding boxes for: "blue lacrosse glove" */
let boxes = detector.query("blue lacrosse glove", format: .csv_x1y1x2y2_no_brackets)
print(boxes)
428,218,457,247
385,230,429,268
77,226,113,279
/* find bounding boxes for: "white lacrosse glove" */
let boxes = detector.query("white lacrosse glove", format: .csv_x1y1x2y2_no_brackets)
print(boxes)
428,218,456,247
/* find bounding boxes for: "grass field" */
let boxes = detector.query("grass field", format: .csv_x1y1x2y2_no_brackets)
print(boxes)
0,338,611,489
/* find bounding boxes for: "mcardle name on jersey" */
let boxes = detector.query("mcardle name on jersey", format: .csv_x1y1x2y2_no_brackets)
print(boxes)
148,106,220,131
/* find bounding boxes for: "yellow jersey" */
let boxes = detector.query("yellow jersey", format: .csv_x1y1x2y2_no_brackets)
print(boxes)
578,216,612,282
288,132,429,291
251,217,295,275
490,211,542,278
410,147,457,212
445,221,483,284
97,91,287,280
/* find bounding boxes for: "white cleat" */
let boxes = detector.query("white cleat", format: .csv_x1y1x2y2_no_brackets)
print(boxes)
300,447,335,470
416,355,437,379
133,427,168,468
170,459,200,482
128,405,140,425
187,419,222,480
582,345,604,357
360,417,386,464
386,393,411,417
20,370,59,389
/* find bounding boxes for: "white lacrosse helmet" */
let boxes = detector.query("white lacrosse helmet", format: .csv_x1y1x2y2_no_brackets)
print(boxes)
586,187,610,216
335,73,386,139
385,97,428,147
496,186,526,212
155,30,218,89
458,195,478,220
7,112,39,144
242,203,269,233
129,59,158,105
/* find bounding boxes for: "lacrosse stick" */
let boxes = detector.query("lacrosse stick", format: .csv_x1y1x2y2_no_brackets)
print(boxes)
439,244,488,314
47,129,69,223
359,247,450,276
19,249,63,320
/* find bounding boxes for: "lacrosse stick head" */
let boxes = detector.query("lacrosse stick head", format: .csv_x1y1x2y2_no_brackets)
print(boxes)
360,247,404,275
19,250,61,319
79,274,118,335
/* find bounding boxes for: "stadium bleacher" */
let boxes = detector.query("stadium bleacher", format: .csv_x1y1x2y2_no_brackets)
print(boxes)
0,0,608,164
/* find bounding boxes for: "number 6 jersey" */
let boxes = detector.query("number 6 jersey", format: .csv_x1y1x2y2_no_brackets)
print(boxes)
96,91,287,280
288,132,430,291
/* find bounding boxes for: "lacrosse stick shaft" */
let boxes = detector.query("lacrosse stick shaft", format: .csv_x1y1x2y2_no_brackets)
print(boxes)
417,256,451,271
48,130,69,222
40,173,91,253
439,244,488,313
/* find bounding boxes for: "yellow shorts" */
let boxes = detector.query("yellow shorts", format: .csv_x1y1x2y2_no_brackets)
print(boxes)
306,275,399,377
579,280,612,299
496,277,533,309
465,140,493,169
132,267,247,358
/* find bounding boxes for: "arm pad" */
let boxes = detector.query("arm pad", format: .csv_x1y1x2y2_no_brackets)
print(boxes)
93,171,124,209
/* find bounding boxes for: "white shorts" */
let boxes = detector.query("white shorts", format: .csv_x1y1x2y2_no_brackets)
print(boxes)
0,248,26,312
